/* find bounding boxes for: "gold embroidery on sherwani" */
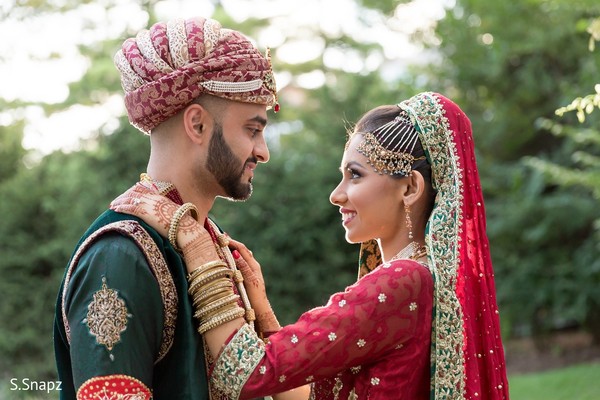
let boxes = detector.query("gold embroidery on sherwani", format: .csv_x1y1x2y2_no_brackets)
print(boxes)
62,220,177,363
84,277,130,352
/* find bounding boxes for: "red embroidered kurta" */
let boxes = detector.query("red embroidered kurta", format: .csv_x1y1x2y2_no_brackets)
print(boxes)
211,259,433,399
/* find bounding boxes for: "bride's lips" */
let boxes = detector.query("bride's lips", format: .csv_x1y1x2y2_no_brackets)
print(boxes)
340,208,357,226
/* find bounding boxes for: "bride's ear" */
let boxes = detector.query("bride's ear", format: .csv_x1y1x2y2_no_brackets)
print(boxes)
402,170,425,207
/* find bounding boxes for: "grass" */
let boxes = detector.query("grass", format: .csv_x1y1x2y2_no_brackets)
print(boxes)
509,362,600,400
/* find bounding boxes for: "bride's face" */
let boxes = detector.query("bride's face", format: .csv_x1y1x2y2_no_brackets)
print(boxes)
329,134,405,244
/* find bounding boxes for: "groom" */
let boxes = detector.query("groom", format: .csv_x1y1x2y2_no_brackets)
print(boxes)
54,15,278,399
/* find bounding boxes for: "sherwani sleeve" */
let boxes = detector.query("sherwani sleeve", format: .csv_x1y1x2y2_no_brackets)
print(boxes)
63,234,164,399
210,260,431,399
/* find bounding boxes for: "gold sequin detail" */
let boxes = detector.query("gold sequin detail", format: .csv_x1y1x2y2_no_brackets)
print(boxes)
84,277,130,352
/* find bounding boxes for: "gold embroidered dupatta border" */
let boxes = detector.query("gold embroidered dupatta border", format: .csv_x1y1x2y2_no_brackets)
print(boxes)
399,92,466,399
61,220,178,364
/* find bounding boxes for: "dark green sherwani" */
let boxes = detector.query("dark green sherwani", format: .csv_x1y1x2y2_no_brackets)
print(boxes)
54,210,209,399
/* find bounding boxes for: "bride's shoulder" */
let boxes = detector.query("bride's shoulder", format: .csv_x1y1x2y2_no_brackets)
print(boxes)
374,258,432,282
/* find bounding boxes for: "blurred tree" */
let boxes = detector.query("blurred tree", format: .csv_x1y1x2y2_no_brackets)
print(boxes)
1,0,153,386
415,0,600,345
526,17,600,343
0,123,26,183
0,124,148,383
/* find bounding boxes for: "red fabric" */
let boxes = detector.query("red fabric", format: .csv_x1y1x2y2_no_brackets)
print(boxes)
77,374,152,399
239,260,433,400
436,94,509,399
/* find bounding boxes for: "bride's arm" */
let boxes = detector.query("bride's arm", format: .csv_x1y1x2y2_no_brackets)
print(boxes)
111,184,309,399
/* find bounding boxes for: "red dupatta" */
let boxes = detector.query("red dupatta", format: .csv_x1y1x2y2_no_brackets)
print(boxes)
359,92,509,399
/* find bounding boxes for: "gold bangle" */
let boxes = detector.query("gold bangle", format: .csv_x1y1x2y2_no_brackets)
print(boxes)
168,202,199,252
199,302,242,326
193,293,241,319
198,302,241,323
187,260,228,281
188,266,231,291
198,306,245,334
188,268,233,295
192,286,233,310
193,293,239,318
192,282,234,307
188,264,231,286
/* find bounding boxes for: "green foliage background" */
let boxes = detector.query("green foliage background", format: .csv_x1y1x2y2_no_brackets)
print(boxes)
1,0,599,397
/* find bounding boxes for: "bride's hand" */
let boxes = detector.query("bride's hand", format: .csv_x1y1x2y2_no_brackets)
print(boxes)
229,239,281,334
110,183,219,269
110,183,174,235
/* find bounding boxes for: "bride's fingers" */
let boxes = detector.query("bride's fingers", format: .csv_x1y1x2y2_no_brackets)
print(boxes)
110,194,133,205
110,194,144,208
233,251,261,288
233,251,252,273
134,181,160,194
228,239,254,259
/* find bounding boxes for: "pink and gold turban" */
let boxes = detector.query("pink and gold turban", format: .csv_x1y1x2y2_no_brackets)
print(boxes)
114,17,278,134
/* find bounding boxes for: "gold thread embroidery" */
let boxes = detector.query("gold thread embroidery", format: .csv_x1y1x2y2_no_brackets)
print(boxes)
77,374,152,400
125,222,178,363
84,277,130,352
348,388,358,400
400,92,466,398
332,377,343,400
212,324,265,398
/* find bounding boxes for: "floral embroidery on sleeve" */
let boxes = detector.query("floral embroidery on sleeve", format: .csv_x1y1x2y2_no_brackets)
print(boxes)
83,277,131,359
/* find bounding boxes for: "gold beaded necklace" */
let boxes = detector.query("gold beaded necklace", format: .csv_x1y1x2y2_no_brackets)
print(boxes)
389,241,427,262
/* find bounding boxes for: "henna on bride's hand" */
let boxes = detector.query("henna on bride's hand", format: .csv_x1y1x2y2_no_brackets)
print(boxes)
153,201,178,231
234,256,260,289
111,195,148,216
129,192,148,216
180,234,219,266
256,308,280,332
178,214,198,235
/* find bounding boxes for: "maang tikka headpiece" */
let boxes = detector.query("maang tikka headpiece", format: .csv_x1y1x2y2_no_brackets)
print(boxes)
356,109,425,176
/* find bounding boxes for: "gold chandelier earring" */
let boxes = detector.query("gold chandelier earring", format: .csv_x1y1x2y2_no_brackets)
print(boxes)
404,203,413,240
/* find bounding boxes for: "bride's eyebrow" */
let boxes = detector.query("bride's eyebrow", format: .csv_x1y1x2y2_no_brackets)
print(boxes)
339,161,365,172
